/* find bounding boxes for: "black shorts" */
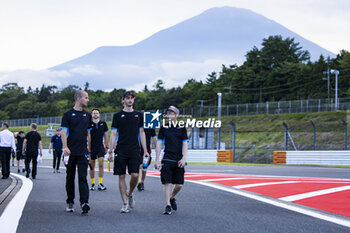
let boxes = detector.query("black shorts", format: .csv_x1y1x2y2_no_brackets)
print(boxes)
160,161,185,185
113,150,141,175
16,151,25,160
91,148,105,160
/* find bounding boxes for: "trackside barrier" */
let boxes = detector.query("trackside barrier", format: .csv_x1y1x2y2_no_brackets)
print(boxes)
273,151,286,164
273,151,350,165
217,150,233,163
41,150,218,163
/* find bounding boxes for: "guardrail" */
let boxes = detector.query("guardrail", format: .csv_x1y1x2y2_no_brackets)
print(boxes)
41,149,218,163
273,151,350,165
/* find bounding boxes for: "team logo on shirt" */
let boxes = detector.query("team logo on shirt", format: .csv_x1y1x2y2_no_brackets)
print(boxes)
72,113,76,116
121,114,125,118
144,110,161,129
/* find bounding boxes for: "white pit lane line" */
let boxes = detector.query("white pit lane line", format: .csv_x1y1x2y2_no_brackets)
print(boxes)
0,173,33,233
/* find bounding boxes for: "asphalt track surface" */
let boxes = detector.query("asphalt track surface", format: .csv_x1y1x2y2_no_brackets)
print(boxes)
13,162,350,233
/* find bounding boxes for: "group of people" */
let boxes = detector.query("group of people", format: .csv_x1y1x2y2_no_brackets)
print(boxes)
0,89,189,216
61,90,188,215
0,123,43,180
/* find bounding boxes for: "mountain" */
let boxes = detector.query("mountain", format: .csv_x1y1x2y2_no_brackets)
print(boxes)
51,6,335,90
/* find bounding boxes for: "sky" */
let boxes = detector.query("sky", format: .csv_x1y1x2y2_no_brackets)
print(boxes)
0,0,349,84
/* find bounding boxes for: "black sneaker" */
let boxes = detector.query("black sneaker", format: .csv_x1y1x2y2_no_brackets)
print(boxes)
81,203,90,215
25,171,29,178
66,203,74,212
90,184,95,191
163,205,172,215
98,183,107,191
18,169,20,173
137,183,142,191
141,183,144,191
22,168,25,173
170,198,177,211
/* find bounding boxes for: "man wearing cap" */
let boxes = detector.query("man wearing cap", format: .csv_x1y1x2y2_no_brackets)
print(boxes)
49,128,63,173
155,106,189,215
108,91,149,213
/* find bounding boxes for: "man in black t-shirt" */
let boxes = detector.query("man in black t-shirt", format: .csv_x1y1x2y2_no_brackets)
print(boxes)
137,128,157,191
155,106,189,215
15,131,25,173
88,108,109,191
61,90,92,215
108,91,149,213
22,124,42,179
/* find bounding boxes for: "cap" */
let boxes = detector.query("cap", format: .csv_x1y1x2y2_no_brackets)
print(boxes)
167,106,180,115
56,128,62,131
123,91,136,99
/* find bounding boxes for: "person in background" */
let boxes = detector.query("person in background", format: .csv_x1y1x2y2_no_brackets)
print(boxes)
137,128,157,191
0,123,16,179
15,131,26,173
23,123,43,179
88,108,109,191
49,128,63,173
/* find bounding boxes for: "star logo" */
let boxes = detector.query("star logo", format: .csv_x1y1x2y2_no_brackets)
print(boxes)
144,110,162,129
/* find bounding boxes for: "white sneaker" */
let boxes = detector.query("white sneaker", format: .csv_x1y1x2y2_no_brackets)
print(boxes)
127,195,135,208
120,203,129,213
66,203,74,212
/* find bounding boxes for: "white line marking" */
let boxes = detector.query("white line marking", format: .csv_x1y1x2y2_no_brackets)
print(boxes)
280,185,350,202
0,173,33,233
187,180,350,228
184,175,205,178
234,181,300,189
201,177,245,182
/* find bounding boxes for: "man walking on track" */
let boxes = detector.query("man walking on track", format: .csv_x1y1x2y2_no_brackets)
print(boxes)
49,128,63,173
23,123,43,179
0,123,16,179
108,91,149,213
15,131,25,173
61,90,92,215
137,128,157,191
88,108,109,191
155,106,189,215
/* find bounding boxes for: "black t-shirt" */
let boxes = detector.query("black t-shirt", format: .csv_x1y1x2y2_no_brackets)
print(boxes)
25,131,41,154
111,110,143,153
140,129,156,154
16,136,24,152
61,108,92,156
90,120,108,153
157,126,189,162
